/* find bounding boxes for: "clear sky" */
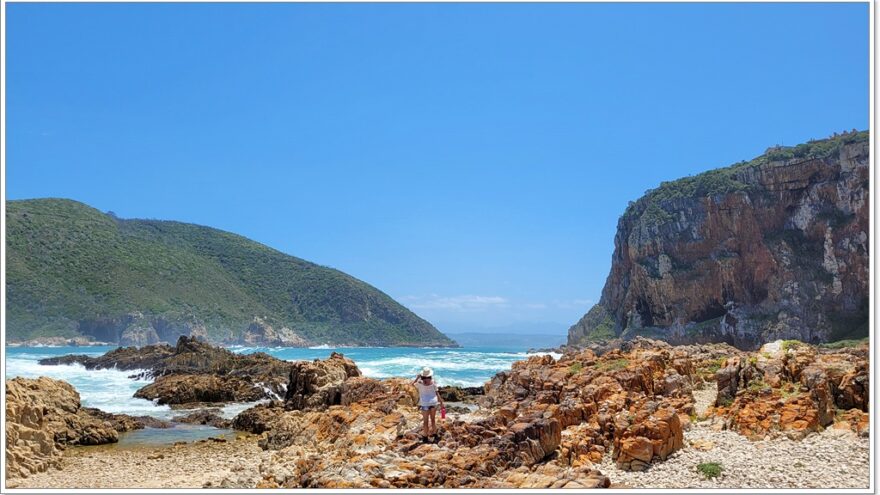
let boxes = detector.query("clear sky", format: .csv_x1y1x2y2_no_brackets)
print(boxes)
6,3,869,334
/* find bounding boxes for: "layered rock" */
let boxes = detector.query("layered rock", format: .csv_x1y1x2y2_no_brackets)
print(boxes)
5,377,161,480
569,132,869,349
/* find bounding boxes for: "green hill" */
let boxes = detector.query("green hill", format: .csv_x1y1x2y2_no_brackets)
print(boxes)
6,198,456,347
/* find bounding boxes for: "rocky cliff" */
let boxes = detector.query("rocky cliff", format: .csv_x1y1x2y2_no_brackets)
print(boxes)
569,131,869,349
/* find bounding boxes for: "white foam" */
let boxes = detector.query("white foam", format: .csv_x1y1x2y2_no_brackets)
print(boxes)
5,356,172,417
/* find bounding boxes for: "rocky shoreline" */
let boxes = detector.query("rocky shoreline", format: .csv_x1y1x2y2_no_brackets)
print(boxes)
6,337,870,488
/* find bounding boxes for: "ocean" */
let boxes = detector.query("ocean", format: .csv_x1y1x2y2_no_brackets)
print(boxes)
5,344,559,432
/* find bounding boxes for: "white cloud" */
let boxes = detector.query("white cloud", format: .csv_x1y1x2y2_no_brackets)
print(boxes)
399,294,509,312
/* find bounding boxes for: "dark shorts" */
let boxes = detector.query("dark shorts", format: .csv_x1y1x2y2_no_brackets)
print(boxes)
419,405,437,411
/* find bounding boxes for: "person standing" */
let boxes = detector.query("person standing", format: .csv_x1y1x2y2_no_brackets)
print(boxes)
412,367,444,439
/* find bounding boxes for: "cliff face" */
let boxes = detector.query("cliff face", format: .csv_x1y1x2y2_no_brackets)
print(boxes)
569,132,869,350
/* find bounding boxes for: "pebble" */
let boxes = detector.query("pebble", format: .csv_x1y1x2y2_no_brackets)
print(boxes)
598,384,870,489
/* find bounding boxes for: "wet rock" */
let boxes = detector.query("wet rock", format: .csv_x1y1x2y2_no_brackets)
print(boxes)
173,410,231,429
38,344,174,371
80,408,172,431
134,374,267,405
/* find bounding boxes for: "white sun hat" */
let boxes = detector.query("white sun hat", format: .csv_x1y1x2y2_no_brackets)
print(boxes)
420,367,434,378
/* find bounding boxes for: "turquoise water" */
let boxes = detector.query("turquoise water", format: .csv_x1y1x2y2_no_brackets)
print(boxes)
5,344,556,421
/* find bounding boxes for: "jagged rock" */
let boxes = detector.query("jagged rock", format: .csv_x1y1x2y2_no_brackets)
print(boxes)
232,402,285,434
341,377,418,412
832,409,869,437
42,336,292,398
836,366,869,411
5,377,120,480
285,352,361,410
715,356,757,406
710,340,870,438
613,404,684,470
134,374,266,405
39,344,175,371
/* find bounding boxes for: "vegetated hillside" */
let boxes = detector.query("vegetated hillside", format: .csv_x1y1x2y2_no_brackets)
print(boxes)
568,130,869,350
6,198,456,347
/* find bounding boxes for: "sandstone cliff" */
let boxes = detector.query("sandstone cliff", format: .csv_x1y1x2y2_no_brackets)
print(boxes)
569,131,869,349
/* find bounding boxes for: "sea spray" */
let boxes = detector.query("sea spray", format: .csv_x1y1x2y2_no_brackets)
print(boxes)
6,344,558,415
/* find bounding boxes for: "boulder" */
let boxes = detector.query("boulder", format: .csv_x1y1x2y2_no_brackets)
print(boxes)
612,405,684,470
285,352,361,410
173,409,231,429
232,401,285,434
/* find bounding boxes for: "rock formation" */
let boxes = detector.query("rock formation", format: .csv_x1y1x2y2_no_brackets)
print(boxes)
285,352,362,410
569,132,869,349
9,337,868,486
134,375,267,405
708,339,869,440
225,339,715,487
5,377,165,480
41,336,293,406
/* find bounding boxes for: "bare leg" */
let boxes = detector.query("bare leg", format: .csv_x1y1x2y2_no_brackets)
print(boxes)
429,407,437,435
422,409,430,437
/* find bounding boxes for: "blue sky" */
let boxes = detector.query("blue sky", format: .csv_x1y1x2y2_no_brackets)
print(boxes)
6,3,869,334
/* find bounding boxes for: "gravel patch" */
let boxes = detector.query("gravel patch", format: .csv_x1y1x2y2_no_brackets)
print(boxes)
9,434,267,489
692,382,717,417
600,415,870,488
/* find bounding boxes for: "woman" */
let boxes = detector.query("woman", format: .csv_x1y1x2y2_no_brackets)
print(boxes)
412,367,445,439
